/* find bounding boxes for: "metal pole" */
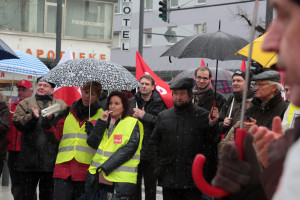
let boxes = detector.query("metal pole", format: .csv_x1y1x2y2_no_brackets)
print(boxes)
138,0,144,56
265,0,273,29
55,0,63,65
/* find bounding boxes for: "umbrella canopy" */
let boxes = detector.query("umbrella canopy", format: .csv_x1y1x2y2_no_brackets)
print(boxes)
236,33,277,68
40,59,140,90
0,50,49,76
0,39,19,60
169,68,234,94
161,30,248,61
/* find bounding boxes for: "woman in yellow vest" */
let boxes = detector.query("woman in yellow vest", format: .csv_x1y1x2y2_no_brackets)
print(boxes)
79,91,144,200
43,81,104,200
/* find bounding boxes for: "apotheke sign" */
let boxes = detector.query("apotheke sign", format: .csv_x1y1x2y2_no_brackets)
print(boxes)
25,48,106,60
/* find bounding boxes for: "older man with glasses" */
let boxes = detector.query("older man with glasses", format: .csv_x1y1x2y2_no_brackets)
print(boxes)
245,70,289,131
7,79,33,200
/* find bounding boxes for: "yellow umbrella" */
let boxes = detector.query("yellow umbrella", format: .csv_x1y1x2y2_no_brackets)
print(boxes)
236,34,278,68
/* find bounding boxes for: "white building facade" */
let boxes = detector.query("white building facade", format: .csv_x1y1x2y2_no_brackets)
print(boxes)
111,0,268,80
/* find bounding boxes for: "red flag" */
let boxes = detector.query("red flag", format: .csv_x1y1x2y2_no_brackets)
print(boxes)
53,47,81,106
136,52,173,108
240,61,246,71
54,87,81,106
200,58,206,66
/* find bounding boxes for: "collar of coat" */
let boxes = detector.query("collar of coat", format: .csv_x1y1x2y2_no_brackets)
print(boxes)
70,99,101,121
252,92,284,111
174,101,194,115
135,89,163,103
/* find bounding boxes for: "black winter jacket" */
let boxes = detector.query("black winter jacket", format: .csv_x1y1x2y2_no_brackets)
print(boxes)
86,117,141,196
129,90,167,161
0,101,10,163
246,92,289,130
219,89,255,135
149,102,219,189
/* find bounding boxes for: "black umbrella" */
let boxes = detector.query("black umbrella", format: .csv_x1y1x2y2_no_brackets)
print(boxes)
0,39,19,60
161,22,248,102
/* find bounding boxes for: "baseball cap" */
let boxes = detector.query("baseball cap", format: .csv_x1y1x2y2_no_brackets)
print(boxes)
17,79,33,88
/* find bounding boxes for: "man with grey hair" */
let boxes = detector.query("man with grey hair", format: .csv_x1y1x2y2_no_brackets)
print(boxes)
245,70,289,130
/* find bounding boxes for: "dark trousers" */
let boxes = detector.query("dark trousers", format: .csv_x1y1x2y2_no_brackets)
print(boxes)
162,188,202,200
20,171,53,200
136,160,157,200
0,163,3,177
54,177,85,200
8,151,24,200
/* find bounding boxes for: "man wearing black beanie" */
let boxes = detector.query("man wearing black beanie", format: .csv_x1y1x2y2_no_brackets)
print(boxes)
218,70,255,137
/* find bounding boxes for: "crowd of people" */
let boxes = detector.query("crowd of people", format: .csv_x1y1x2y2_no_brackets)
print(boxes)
0,0,300,199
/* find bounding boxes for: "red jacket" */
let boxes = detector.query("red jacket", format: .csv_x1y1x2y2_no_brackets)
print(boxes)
7,101,21,151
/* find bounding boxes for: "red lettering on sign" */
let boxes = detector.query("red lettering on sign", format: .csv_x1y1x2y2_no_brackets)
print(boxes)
28,75,33,79
37,49,44,58
0,72,5,77
100,54,106,60
60,51,65,59
80,53,85,58
26,49,32,55
89,54,96,59
47,51,55,59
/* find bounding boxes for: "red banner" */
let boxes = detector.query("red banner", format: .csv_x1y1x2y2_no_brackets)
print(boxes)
136,52,173,108
54,87,81,106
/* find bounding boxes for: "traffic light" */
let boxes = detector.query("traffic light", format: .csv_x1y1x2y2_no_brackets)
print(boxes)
159,0,168,22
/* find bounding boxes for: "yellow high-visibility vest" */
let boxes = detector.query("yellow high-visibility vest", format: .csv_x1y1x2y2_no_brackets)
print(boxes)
56,108,104,165
288,103,300,128
88,116,144,184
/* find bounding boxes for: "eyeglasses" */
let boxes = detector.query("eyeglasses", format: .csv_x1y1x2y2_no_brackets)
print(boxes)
254,83,269,88
195,76,209,81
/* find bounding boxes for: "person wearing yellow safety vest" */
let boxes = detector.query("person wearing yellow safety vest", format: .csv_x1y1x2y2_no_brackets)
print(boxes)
43,81,103,200
78,91,144,200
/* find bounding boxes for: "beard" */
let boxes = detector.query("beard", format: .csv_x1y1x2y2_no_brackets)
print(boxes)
173,99,191,108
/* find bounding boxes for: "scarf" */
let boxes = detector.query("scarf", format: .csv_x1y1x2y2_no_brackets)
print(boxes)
192,84,211,105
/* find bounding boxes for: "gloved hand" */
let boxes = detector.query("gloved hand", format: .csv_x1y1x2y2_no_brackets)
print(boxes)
41,116,52,129
85,121,94,135
212,132,264,199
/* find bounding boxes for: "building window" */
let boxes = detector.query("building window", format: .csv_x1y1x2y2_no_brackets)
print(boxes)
167,26,177,44
65,0,114,41
195,22,207,34
112,31,121,48
115,0,121,14
145,0,153,10
198,0,206,4
170,0,178,7
144,28,152,46
0,0,45,34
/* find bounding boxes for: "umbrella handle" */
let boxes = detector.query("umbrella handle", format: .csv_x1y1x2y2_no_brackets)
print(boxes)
209,100,217,119
192,128,246,198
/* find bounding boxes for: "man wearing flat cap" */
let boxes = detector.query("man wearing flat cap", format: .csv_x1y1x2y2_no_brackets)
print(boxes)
149,77,219,200
245,70,288,130
13,80,67,200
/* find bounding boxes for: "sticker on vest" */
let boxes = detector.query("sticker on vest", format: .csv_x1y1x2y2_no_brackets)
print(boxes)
114,135,122,144
90,120,97,125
